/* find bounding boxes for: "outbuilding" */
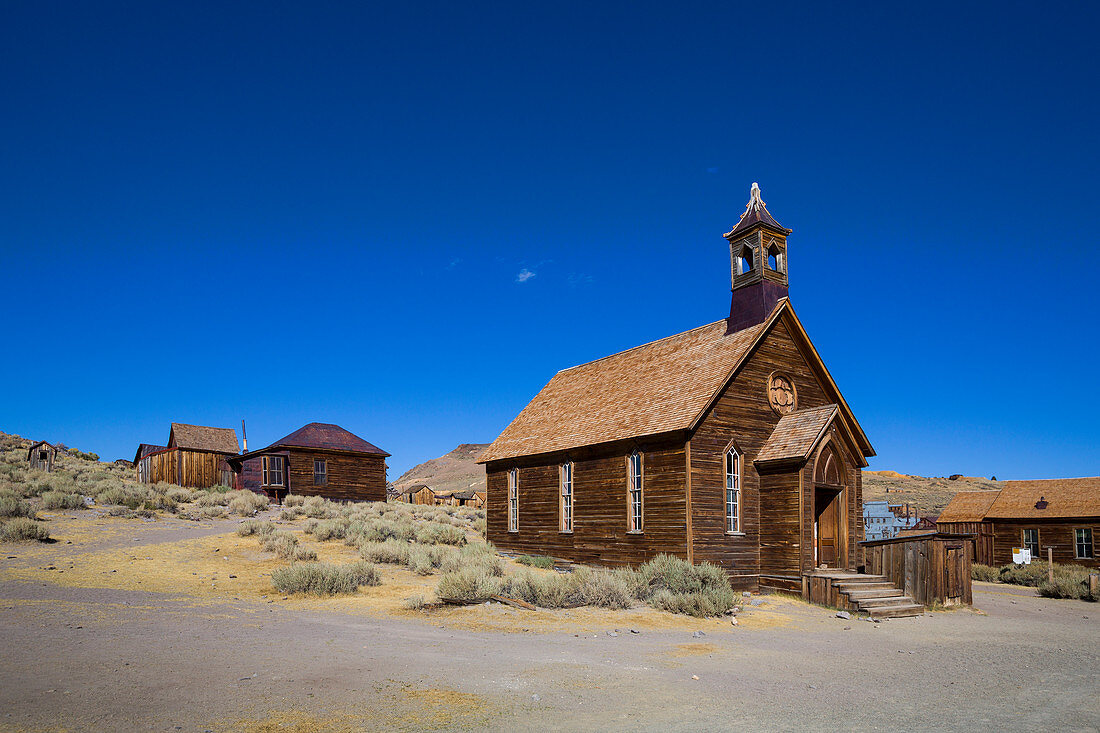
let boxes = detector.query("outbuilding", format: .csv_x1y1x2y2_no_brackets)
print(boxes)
134,424,238,488
27,441,57,472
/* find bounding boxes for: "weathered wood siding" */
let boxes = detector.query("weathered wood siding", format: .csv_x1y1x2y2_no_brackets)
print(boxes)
690,320,864,587
863,534,974,606
27,443,56,472
990,519,1100,568
485,437,689,567
284,450,387,503
937,520,994,565
138,448,233,489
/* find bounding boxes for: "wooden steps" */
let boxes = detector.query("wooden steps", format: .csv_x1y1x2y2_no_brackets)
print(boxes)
803,570,923,619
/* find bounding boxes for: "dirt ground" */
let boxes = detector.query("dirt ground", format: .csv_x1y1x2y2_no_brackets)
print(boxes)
1,510,1097,732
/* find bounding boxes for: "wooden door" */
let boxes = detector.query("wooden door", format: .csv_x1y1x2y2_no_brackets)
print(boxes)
815,489,838,568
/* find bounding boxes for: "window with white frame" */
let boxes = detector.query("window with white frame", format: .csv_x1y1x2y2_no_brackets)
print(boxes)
560,461,573,532
628,450,643,532
262,455,285,487
725,447,741,533
1075,528,1094,559
508,468,519,532
313,458,327,486
1022,528,1039,557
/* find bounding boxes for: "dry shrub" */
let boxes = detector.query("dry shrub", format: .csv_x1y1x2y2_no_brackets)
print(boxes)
403,594,427,610
167,487,198,504
360,539,410,565
971,563,999,582
0,495,35,519
414,523,466,546
517,554,554,569
271,561,380,595
283,494,306,507
312,519,350,541
2,517,51,542
41,491,85,510
261,530,301,559
237,520,276,537
436,566,503,600
226,490,269,516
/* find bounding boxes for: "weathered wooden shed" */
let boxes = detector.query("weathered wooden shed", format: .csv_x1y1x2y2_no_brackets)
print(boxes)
398,484,438,505
27,441,57,472
135,424,238,489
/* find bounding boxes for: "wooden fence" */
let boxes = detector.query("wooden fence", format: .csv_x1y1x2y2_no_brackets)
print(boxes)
860,532,974,607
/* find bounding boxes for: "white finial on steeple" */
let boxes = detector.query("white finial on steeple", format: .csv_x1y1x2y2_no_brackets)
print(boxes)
749,182,763,209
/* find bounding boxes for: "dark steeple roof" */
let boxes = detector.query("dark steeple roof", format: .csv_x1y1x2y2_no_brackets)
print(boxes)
271,422,390,456
724,182,791,239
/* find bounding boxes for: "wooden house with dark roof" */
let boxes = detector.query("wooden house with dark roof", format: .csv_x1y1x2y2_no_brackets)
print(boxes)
135,423,238,488
479,184,875,591
228,423,389,503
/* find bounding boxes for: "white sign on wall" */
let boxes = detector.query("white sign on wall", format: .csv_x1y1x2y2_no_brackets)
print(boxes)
1012,547,1032,564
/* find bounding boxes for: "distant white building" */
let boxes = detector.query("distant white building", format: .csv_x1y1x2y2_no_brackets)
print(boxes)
863,500,917,541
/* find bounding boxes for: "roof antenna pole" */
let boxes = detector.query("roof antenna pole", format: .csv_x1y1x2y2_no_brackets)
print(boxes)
241,419,248,454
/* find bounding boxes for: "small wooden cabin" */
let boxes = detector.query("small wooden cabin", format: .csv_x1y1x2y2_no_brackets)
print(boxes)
135,424,238,489
472,491,486,509
479,184,876,591
398,484,438,505
228,422,389,503
936,491,999,565
27,441,57,472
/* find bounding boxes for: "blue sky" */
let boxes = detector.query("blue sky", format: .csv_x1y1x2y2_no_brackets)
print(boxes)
2,2,1097,480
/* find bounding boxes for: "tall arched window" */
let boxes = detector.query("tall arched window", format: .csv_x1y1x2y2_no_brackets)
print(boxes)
627,450,643,532
560,461,574,533
725,447,741,533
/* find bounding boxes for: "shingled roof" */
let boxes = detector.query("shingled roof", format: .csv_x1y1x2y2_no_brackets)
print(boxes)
169,424,239,454
479,300,873,464
937,490,1001,523
479,318,767,462
755,405,839,465
270,423,389,456
133,443,166,465
985,478,1100,520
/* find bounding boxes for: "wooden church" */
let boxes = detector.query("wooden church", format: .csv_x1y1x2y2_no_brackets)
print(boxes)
479,184,875,591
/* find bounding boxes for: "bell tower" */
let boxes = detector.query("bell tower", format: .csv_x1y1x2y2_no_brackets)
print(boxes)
724,182,792,333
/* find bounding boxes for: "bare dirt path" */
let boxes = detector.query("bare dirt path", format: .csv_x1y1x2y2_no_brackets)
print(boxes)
1,515,1097,732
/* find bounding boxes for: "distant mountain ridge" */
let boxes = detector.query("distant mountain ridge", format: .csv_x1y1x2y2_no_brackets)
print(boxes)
393,443,489,495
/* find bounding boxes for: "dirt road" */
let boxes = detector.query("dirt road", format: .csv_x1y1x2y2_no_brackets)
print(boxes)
1,514,1097,732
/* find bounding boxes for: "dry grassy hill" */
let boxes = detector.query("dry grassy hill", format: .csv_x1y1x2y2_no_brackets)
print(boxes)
393,443,489,496
861,470,1001,517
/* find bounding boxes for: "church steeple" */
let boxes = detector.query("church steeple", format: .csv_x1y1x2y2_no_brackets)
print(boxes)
724,183,792,333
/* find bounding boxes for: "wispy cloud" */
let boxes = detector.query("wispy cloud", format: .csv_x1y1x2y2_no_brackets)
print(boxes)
567,272,593,287
516,268,536,283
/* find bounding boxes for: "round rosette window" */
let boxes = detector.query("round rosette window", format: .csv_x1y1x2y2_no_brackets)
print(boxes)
768,373,797,415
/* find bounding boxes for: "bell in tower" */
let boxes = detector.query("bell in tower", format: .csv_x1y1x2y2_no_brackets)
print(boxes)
724,182,792,333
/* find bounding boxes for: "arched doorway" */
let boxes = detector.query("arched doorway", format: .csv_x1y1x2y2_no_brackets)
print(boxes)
812,442,848,569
